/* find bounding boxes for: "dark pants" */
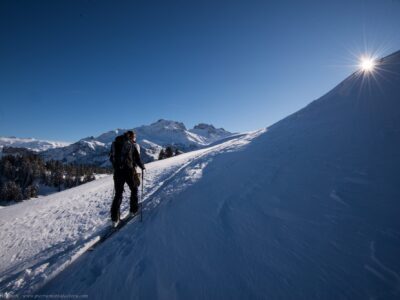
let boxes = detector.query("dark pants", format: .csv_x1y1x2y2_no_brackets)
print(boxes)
111,168,138,222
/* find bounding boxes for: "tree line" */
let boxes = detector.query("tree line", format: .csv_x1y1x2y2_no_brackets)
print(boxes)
0,153,111,203
158,146,182,160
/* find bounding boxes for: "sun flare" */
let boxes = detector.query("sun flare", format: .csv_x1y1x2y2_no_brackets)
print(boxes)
360,56,376,72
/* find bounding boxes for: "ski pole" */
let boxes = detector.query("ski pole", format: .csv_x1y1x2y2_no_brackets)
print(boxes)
140,170,144,222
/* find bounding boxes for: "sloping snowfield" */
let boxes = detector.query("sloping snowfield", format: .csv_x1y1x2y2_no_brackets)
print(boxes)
0,130,262,297
2,51,400,299
36,51,400,299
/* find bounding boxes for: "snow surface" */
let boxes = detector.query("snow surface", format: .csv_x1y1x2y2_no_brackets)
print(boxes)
2,50,400,299
38,51,400,299
0,130,261,297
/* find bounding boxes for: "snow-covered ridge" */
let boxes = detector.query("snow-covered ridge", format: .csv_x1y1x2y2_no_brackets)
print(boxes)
0,137,70,152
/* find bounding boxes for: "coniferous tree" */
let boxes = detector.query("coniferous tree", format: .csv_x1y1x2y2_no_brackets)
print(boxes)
158,149,165,160
0,153,110,203
165,146,174,158
24,185,38,199
52,167,64,191
3,181,23,201
174,148,181,156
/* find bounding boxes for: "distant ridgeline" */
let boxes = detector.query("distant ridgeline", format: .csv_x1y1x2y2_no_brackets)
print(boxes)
0,148,110,204
0,120,232,168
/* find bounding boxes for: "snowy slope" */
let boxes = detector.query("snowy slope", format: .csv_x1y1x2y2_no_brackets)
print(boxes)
0,137,70,152
0,130,260,296
41,120,233,166
37,51,400,299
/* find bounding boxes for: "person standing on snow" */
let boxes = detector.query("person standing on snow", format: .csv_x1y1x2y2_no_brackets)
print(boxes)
109,130,145,226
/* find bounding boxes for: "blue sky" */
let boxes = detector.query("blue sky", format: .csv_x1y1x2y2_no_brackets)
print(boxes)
1,0,400,142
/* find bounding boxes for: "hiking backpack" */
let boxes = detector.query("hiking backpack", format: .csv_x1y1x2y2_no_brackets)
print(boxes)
109,135,125,169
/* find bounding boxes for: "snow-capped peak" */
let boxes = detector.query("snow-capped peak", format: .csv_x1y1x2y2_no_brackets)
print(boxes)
149,119,187,131
189,123,232,143
193,123,216,131
94,129,126,144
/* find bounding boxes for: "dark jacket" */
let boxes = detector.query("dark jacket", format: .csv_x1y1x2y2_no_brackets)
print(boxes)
121,139,145,170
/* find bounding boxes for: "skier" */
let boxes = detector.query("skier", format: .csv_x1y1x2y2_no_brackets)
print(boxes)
109,130,145,227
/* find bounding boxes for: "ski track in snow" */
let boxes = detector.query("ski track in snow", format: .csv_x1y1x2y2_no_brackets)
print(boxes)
364,241,400,294
0,130,264,296
329,190,349,207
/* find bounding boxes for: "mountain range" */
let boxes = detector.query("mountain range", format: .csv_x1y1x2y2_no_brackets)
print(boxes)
0,137,70,152
1,120,232,166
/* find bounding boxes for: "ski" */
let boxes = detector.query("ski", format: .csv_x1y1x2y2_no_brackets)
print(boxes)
87,212,139,251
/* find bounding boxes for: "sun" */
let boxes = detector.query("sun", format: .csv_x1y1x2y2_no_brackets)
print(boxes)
359,56,376,72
